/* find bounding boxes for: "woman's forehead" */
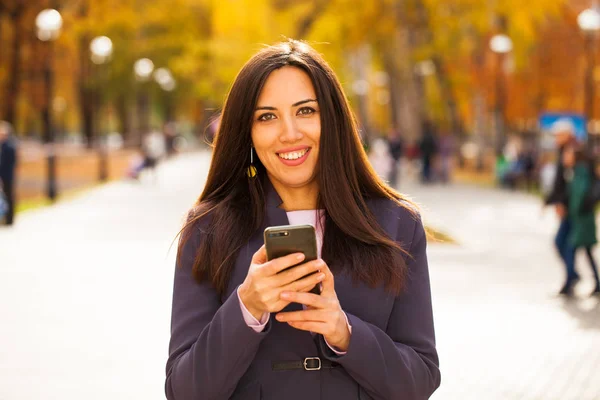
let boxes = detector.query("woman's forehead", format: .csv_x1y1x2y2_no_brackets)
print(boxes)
257,67,316,106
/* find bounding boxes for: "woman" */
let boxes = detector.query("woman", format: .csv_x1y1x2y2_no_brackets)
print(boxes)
166,40,440,400
563,144,600,295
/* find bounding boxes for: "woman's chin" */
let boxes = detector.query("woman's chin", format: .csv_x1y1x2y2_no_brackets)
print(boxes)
269,172,316,189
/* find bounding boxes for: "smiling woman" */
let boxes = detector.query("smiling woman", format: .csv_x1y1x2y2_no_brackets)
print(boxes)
252,67,321,199
166,40,440,400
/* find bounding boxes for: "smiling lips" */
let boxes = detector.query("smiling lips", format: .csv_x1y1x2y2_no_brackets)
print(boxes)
277,147,311,166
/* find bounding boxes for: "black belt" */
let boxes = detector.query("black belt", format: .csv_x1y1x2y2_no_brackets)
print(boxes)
272,357,339,371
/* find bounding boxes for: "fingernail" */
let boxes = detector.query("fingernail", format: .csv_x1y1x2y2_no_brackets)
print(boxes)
275,314,283,321
316,259,325,266
296,253,305,261
280,292,291,299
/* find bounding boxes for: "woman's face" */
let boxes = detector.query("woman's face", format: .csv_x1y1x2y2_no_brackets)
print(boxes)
251,66,321,191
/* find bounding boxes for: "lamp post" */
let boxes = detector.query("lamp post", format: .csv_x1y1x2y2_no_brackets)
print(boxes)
36,8,62,201
90,36,113,182
153,67,176,122
490,34,513,155
578,7,600,141
134,58,154,147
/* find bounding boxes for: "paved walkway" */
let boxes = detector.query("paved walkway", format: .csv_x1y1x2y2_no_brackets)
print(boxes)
0,152,211,400
399,180,600,400
0,151,598,399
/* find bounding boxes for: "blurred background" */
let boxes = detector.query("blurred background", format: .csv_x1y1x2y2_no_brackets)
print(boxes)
1,0,599,399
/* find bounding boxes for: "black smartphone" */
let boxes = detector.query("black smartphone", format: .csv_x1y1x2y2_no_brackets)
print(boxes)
264,224,321,295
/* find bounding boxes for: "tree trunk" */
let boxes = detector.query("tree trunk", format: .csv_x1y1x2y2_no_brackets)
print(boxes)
413,0,465,139
296,0,328,38
348,45,372,147
388,0,422,142
116,93,131,142
432,56,463,137
382,49,401,132
4,4,25,125
396,29,423,142
78,34,95,149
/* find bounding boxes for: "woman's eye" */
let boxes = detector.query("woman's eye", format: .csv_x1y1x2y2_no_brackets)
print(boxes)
297,107,316,116
257,113,276,122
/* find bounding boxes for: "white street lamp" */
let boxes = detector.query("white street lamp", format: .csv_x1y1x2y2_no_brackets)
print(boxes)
90,36,113,65
35,8,63,201
154,67,176,91
489,34,513,54
90,36,114,181
578,8,600,33
578,7,600,140
36,9,63,41
134,58,155,81
489,33,513,154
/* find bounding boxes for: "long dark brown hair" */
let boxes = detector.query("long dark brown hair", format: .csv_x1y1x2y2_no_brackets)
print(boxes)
178,40,417,296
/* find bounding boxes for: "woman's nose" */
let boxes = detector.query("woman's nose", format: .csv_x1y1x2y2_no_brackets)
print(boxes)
279,116,303,143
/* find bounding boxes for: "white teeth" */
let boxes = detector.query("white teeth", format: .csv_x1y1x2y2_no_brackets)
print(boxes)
278,149,308,160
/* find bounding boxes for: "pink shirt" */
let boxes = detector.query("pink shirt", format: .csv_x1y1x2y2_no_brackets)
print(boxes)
237,209,351,354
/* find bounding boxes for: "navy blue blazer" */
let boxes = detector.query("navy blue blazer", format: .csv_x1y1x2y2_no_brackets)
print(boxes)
166,181,440,400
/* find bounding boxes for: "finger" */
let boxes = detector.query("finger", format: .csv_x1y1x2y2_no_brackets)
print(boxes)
282,272,325,294
275,309,328,323
314,260,335,295
262,252,305,276
276,259,324,286
251,245,267,265
280,291,327,308
286,321,329,335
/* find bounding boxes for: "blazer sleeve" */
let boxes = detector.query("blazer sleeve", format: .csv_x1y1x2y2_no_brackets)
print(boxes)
165,223,272,400
318,213,440,400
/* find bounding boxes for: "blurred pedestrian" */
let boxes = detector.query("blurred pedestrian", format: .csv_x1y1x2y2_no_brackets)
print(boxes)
419,120,438,183
141,130,166,181
163,122,178,158
368,137,393,181
436,130,455,184
405,139,421,181
544,119,579,295
387,129,403,187
0,121,17,226
521,143,538,191
562,144,600,296
166,40,440,400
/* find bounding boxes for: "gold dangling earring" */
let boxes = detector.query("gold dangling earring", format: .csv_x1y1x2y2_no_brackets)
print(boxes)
246,146,257,178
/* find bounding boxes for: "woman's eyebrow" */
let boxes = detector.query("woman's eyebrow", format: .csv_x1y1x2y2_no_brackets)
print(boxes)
292,98,317,107
255,98,318,111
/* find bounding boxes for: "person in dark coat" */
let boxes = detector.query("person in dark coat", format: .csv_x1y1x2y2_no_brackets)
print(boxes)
563,144,600,295
419,121,438,183
544,119,579,295
0,121,17,226
387,129,403,187
166,40,440,400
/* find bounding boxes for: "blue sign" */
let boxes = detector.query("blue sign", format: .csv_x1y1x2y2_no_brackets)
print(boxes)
539,113,587,149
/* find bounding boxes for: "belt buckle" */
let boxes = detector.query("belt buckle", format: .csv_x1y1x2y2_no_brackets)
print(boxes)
303,357,321,371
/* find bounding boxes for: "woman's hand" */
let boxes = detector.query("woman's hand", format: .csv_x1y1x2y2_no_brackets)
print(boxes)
274,260,351,352
238,245,326,321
